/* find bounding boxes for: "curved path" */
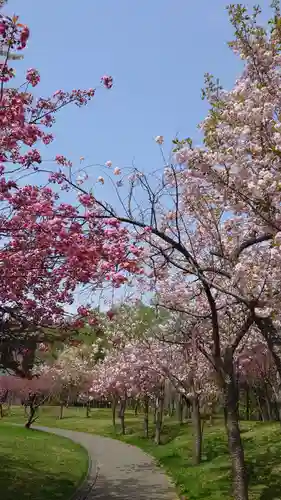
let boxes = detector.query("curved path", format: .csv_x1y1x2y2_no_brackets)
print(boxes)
34,426,178,500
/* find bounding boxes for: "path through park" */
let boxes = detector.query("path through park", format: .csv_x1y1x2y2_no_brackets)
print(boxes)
35,426,178,500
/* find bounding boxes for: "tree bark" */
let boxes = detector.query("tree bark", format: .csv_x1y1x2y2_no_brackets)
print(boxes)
59,403,64,420
66,393,71,408
112,396,117,429
153,402,157,424
0,390,8,419
259,393,270,421
264,387,273,421
183,397,191,421
134,399,139,416
245,386,250,421
154,396,164,445
192,394,202,465
25,405,36,429
169,399,175,417
7,393,11,414
224,376,248,500
177,395,183,424
272,399,280,421
255,392,264,421
119,398,126,435
143,396,149,438
255,316,281,420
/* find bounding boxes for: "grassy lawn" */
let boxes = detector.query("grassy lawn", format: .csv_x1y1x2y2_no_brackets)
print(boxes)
3,405,281,499
0,423,88,500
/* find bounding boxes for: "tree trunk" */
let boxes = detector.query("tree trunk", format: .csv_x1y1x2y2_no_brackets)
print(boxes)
143,396,149,438
273,400,280,421
264,387,273,421
168,399,175,417
25,405,36,429
223,405,228,427
192,394,202,465
7,393,11,414
260,394,270,421
119,398,126,435
153,405,157,424
183,397,191,421
263,399,271,421
0,390,8,419
255,392,265,421
245,386,250,421
86,401,91,418
154,396,164,445
275,393,281,421
59,404,64,420
255,316,281,420
272,383,281,421
177,395,183,424
224,377,248,500
112,396,117,429
134,399,139,416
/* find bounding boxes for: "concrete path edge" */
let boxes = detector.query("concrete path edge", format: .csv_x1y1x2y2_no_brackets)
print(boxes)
9,423,98,500
9,423,179,500
67,441,94,500
34,426,99,500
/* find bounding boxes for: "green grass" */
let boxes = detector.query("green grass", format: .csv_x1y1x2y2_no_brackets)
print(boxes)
0,423,88,500
3,405,281,499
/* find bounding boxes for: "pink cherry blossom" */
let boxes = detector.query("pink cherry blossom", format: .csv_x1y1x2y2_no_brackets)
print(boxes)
0,6,143,338
26,68,40,87
101,75,113,89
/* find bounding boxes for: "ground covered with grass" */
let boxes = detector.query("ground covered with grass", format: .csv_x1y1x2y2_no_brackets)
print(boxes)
0,423,88,500
3,406,281,499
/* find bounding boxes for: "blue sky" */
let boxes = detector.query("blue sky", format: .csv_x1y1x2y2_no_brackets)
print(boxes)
6,0,271,188
4,0,272,310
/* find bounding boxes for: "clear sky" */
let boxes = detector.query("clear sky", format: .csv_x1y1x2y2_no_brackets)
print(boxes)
4,0,272,310
6,0,271,184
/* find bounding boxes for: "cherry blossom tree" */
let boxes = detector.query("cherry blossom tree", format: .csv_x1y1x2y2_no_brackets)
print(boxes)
0,376,9,417
89,332,214,452
89,340,165,437
146,325,220,462
67,167,258,497
39,73,264,499
48,345,93,419
7,3,281,498
237,342,279,422
43,6,281,498
0,371,55,427
172,4,281,389
0,3,144,375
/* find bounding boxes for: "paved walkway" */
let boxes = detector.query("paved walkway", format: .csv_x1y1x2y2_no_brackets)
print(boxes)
34,426,178,500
